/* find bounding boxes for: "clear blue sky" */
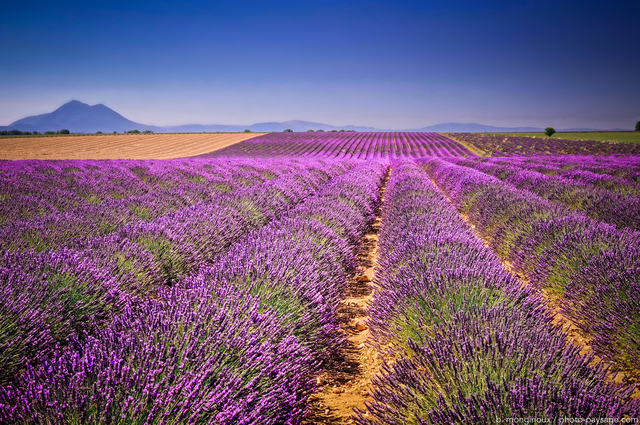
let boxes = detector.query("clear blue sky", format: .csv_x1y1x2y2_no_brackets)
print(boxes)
1,0,638,129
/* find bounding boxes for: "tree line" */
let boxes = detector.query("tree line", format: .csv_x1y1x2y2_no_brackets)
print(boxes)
1,129,70,135
0,129,156,136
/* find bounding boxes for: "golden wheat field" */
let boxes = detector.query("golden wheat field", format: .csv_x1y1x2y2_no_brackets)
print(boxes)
0,133,265,160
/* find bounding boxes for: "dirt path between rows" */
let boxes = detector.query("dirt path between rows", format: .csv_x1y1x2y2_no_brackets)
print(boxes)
304,169,390,424
442,133,487,157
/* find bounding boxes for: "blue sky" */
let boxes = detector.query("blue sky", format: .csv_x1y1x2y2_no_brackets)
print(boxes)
1,0,638,129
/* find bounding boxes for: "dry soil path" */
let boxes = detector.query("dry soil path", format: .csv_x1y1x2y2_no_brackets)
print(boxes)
304,169,390,424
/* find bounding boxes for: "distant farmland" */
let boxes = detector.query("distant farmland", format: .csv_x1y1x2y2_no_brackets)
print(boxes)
0,133,265,160
1,131,639,424
446,132,640,156
489,131,640,144
202,132,475,158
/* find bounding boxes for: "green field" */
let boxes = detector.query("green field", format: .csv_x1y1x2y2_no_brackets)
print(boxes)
489,131,640,144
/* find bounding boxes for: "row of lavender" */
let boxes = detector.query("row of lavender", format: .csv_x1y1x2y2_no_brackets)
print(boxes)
445,157,640,231
447,133,640,156
420,157,640,373
0,158,309,251
202,132,475,159
486,155,640,189
0,159,354,387
0,159,267,224
0,160,387,423
360,160,638,424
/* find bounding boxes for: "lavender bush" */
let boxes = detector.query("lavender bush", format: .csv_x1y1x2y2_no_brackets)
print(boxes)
186,160,388,360
448,133,640,156
0,159,352,390
479,156,640,195
0,160,388,424
359,159,639,424
0,158,315,252
0,284,316,424
202,132,474,159
0,250,123,386
446,157,640,231
2,136,639,423
420,157,640,372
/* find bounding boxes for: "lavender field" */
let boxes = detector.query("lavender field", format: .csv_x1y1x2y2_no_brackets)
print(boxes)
1,132,639,424
202,132,475,159
448,132,640,157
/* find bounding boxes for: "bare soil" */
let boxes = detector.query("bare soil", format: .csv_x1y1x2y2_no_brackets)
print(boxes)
304,170,390,424
0,133,264,160
443,133,487,157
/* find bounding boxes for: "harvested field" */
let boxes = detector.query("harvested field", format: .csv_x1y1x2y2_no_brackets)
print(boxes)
0,133,264,160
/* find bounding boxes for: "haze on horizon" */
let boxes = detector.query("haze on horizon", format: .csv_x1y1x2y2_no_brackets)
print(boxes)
1,0,639,130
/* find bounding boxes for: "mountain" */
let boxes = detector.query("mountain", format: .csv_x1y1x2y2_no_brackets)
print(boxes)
408,122,546,132
0,103,382,133
0,100,160,133
158,120,381,133
0,101,622,133
248,120,380,132
559,127,608,132
407,123,616,132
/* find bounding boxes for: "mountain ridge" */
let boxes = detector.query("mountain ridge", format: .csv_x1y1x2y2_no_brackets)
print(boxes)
0,101,624,133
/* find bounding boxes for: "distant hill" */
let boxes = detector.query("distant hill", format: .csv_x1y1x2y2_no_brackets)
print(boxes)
0,100,162,134
0,101,620,133
407,122,544,132
160,120,381,133
0,103,380,133
406,123,606,132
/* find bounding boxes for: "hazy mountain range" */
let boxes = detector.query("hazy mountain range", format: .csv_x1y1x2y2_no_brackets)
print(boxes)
0,101,626,133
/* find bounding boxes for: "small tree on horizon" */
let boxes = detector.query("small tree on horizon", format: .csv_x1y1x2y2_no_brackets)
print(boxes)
635,121,640,131
59,129,70,134
284,129,293,132
545,127,556,137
